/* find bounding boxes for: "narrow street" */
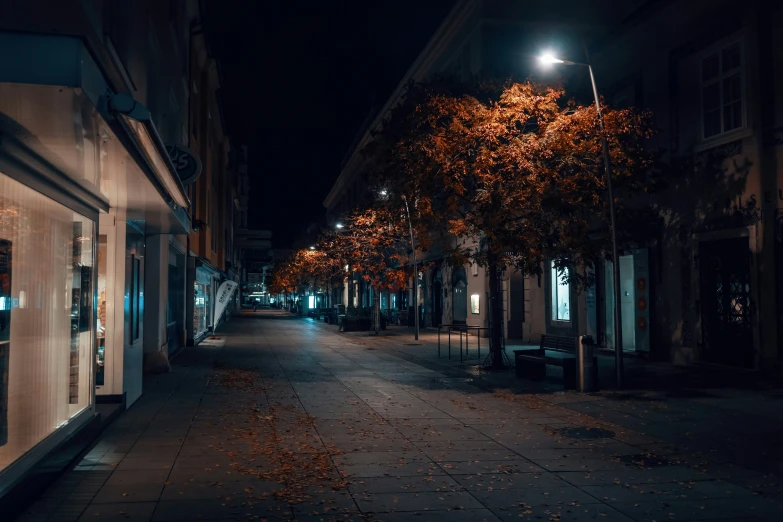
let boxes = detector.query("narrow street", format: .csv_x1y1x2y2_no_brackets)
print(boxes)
17,311,783,522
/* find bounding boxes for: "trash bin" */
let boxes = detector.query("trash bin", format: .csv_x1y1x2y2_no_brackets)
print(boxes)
577,335,598,392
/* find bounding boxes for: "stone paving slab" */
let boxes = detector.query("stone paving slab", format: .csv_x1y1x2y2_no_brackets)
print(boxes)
15,313,783,522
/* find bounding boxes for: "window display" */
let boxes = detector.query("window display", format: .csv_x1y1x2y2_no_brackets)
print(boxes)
1,238,10,447
0,172,94,472
194,282,208,337
470,294,480,314
551,262,570,322
96,236,107,387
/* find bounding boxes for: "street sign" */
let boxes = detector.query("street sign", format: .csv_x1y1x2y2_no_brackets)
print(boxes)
165,144,202,185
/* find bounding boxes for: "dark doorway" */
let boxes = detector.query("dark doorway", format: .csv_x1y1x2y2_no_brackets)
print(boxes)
433,280,442,326
699,236,754,368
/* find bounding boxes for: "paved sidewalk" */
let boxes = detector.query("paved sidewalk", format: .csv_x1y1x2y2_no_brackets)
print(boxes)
16,312,783,522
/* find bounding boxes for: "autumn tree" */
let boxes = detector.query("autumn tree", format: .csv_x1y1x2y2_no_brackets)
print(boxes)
318,208,411,333
366,78,654,368
267,260,296,304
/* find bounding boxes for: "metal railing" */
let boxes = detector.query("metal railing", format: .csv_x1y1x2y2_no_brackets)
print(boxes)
437,324,493,363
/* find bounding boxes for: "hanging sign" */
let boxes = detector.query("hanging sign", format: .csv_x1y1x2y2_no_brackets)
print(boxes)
165,144,202,185
213,281,238,329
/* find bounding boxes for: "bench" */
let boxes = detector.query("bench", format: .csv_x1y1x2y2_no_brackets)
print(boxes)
514,335,578,389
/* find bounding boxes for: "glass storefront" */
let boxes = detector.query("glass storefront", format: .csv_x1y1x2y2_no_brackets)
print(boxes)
96,235,107,387
194,282,209,338
0,172,94,473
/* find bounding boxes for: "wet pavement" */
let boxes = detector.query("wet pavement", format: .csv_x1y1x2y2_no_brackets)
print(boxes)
15,310,783,521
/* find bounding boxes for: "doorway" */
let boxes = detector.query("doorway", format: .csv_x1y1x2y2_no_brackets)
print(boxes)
433,280,442,326
699,237,754,367
453,281,467,324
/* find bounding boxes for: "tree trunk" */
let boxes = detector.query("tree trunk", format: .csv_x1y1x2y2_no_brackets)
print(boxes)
373,290,381,335
487,254,506,369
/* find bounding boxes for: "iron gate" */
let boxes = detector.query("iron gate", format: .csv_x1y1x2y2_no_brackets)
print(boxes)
699,237,754,368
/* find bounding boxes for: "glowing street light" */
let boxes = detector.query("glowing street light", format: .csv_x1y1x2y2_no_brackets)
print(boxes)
335,223,344,229
537,51,580,66
309,246,316,250
537,49,624,387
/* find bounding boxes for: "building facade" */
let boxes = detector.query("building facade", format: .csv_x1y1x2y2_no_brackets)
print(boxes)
324,0,783,373
185,23,237,346
0,0,243,501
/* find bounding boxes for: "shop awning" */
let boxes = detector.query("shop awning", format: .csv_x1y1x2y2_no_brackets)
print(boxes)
0,32,191,234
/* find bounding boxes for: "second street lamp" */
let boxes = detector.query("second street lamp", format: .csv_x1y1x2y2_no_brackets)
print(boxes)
379,189,419,342
538,51,624,387
402,195,419,342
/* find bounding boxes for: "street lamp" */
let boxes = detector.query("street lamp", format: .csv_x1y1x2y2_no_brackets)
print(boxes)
538,50,624,387
335,223,344,229
401,194,419,342
379,188,419,341
309,245,316,250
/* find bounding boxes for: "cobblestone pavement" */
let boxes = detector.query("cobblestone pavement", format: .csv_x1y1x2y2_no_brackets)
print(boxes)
16,311,783,522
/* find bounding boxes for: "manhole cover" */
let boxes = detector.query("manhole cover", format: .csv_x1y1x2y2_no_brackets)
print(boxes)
617,453,670,468
559,427,616,439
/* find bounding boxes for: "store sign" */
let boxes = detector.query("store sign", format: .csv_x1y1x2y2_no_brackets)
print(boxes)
213,281,238,328
165,144,202,185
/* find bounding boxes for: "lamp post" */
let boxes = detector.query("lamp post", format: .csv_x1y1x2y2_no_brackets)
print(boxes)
402,195,419,341
538,51,624,387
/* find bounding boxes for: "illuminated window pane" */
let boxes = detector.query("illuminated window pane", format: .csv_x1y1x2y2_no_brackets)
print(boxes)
470,294,480,314
551,262,570,321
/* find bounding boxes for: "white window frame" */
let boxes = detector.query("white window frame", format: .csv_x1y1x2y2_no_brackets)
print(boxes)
699,37,746,144
550,261,571,323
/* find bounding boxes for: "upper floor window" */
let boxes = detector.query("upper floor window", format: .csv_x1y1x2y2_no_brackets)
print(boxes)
701,41,743,140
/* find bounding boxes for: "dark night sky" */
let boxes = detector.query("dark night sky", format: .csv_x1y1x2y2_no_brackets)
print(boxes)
205,1,456,246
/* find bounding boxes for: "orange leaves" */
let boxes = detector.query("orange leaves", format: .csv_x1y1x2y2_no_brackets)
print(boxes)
270,247,343,296
366,76,654,283
316,208,412,292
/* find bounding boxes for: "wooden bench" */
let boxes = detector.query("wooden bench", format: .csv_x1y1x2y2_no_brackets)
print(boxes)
514,335,577,389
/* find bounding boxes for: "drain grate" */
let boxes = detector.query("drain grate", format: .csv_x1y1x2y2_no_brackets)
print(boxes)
437,378,474,384
617,453,670,468
559,426,616,439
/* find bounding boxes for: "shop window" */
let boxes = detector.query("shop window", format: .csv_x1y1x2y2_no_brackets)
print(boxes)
96,236,107,387
551,261,570,322
470,294,480,314
0,172,94,472
193,281,209,338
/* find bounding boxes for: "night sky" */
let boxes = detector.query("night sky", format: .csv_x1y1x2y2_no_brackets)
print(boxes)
206,0,456,246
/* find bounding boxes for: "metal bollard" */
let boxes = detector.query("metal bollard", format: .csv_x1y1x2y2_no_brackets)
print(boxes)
577,335,597,392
